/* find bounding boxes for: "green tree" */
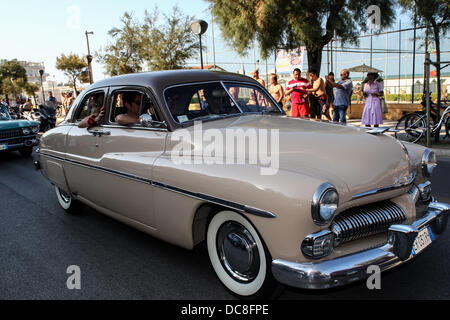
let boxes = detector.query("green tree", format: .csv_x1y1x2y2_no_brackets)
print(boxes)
97,12,145,76
23,82,40,103
97,6,199,75
141,6,200,70
399,0,449,106
207,0,396,74
0,59,28,101
56,53,88,94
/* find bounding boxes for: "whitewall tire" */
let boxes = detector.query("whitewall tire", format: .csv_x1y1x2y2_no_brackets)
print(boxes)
207,210,279,298
55,186,81,214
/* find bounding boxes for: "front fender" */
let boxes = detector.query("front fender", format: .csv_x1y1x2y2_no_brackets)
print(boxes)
152,155,326,261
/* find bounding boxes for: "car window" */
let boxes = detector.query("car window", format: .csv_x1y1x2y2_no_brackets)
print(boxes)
164,82,241,123
223,83,282,114
75,91,105,122
110,90,161,124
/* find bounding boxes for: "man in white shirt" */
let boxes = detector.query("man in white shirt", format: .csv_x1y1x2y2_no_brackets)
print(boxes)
326,69,353,124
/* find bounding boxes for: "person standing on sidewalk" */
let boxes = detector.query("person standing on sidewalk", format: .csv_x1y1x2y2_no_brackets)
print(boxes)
325,72,335,118
361,72,384,128
285,68,311,118
305,69,328,120
46,91,57,110
326,69,353,124
252,69,266,88
268,74,284,109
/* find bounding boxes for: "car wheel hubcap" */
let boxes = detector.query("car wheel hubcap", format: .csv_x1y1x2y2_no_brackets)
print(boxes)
216,221,260,283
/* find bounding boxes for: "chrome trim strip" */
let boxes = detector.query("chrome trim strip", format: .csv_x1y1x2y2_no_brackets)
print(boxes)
351,172,416,200
152,181,276,218
39,152,276,219
272,201,449,289
101,124,168,132
41,153,153,185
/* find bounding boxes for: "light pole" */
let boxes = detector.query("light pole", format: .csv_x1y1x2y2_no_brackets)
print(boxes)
85,31,94,84
39,69,45,104
190,20,208,70
85,55,93,84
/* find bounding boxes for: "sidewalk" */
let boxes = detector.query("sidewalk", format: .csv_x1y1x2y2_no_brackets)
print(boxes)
347,119,450,158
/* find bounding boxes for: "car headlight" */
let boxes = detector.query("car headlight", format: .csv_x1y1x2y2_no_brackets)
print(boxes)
421,149,437,178
311,183,339,226
22,127,31,135
31,126,39,134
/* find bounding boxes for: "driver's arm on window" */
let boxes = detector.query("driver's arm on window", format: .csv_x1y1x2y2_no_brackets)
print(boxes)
78,107,105,128
115,113,140,126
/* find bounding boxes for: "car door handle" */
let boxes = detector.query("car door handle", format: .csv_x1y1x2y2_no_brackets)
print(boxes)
88,129,111,137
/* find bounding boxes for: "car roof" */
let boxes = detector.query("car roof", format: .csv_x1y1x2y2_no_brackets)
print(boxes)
89,70,258,93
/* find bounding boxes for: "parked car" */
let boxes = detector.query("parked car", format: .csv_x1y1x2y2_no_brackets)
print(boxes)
0,104,39,156
36,70,449,298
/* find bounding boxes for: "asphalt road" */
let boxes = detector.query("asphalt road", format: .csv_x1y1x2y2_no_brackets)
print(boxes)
0,150,449,300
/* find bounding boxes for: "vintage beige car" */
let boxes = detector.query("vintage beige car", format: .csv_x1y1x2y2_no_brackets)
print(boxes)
36,70,449,298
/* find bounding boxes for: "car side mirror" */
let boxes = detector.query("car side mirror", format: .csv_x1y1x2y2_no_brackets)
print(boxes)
139,114,167,129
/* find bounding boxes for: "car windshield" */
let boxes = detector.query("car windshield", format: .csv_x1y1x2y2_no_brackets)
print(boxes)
0,106,11,120
164,82,282,124
223,82,283,114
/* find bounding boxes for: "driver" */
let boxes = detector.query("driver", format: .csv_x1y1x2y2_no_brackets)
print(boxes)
115,92,141,126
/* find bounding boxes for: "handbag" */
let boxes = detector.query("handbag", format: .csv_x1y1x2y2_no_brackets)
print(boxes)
381,98,388,113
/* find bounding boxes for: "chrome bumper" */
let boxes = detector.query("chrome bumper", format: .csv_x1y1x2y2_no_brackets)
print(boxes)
0,138,38,151
272,201,450,290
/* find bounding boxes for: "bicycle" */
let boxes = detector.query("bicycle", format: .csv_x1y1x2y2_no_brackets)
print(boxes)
395,103,450,143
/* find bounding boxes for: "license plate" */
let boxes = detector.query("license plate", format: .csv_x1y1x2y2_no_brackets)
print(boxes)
0,144,8,151
411,227,434,256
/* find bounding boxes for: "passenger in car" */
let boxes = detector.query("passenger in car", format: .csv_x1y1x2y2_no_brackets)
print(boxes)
115,92,141,126
78,95,105,128
202,89,223,114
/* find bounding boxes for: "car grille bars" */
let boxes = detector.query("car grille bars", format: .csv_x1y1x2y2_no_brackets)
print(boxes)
331,201,407,245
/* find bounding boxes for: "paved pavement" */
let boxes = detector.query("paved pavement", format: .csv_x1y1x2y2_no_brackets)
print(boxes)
0,150,449,300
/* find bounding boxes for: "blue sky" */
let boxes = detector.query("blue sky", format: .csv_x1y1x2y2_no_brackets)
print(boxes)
1,0,448,84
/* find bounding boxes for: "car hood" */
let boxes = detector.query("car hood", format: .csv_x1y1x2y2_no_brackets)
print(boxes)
0,119,39,130
194,115,411,201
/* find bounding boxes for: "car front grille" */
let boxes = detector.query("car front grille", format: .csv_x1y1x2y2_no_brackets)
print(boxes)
330,201,406,245
0,129,22,140
3,138,22,145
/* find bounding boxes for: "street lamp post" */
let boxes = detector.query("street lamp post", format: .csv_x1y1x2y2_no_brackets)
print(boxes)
85,31,94,84
39,69,45,105
85,55,93,84
190,20,208,70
